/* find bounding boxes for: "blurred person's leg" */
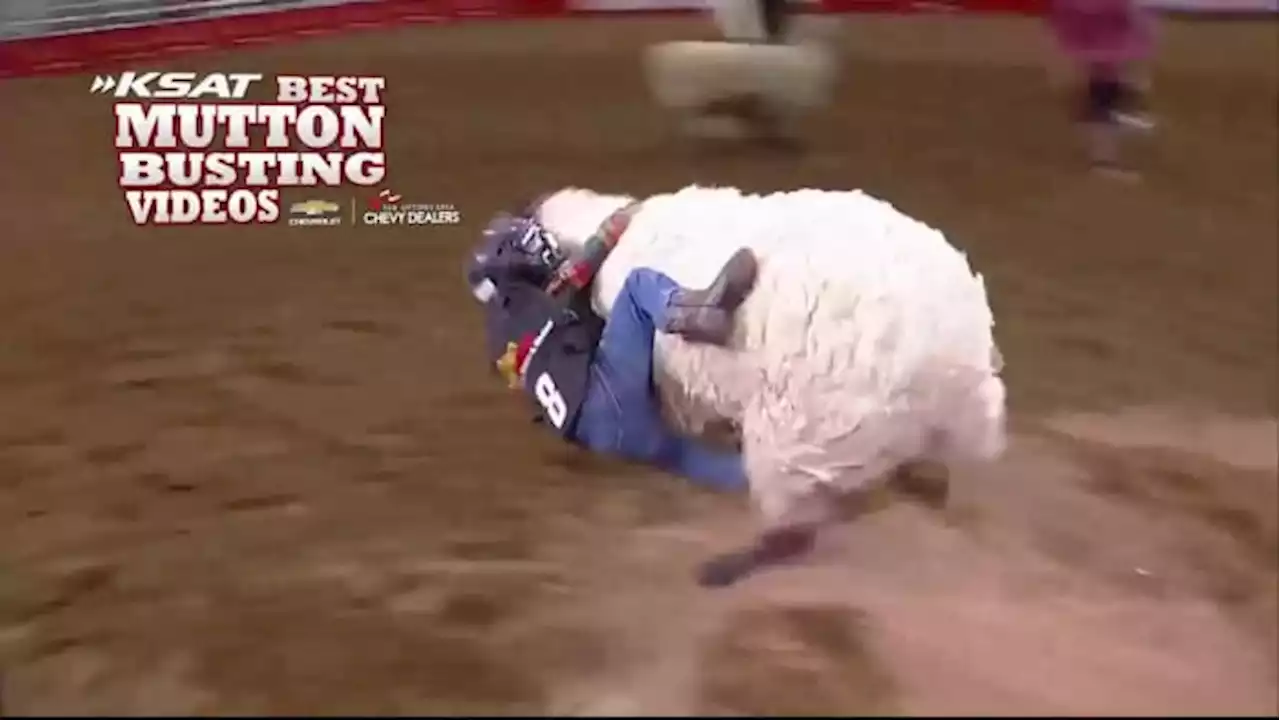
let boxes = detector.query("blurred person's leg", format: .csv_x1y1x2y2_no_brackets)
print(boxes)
1081,67,1138,179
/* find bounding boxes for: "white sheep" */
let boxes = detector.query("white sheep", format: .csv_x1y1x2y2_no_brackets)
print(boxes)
643,1,839,145
534,185,1007,575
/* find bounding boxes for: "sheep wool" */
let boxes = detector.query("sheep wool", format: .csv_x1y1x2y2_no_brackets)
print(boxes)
536,186,1007,527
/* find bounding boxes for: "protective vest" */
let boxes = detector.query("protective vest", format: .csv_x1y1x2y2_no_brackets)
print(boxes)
489,280,604,437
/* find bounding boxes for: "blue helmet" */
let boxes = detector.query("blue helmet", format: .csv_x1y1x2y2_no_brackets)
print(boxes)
465,212,566,304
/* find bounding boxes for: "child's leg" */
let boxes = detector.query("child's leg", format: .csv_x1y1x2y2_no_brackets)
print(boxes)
1112,70,1156,131
579,267,750,492
1077,66,1147,176
1081,69,1123,167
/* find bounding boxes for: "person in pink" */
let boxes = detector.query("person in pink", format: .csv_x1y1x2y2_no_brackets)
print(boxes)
1047,0,1156,174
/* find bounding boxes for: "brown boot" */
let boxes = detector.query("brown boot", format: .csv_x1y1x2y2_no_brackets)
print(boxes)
663,248,758,346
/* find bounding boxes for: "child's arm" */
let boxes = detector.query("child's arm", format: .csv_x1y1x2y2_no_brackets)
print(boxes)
546,203,641,296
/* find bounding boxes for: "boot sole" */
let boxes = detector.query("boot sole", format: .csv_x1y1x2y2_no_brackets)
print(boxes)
709,248,759,313
663,248,758,346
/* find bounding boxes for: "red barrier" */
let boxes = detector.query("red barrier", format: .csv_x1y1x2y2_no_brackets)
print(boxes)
571,0,1044,14
0,0,1040,79
822,0,1044,11
0,1,569,78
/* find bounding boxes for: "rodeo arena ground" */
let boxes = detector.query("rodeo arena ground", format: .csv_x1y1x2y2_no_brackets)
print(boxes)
0,0,1276,714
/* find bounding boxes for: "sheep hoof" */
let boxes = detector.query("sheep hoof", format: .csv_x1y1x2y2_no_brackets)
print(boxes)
697,525,817,588
697,549,759,588
889,460,951,509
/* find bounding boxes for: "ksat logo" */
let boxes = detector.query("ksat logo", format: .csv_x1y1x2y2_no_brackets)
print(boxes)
361,189,461,227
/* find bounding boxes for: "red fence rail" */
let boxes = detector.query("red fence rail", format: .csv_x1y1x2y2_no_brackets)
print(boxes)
2,0,1267,80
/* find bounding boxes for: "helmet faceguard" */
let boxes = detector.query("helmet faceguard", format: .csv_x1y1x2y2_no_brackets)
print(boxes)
511,216,566,273
466,212,567,304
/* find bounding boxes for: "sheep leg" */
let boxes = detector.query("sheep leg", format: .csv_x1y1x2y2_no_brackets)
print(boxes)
696,447,840,588
888,458,952,508
696,456,955,587
696,522,818,588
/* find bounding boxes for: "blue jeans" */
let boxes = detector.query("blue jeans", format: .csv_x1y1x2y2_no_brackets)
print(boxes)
573,269,748,492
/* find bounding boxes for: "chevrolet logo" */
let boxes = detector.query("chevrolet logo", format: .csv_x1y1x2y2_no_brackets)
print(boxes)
289,199,341,216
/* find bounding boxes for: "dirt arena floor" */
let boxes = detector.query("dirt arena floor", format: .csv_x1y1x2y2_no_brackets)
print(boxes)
0,15,1276,715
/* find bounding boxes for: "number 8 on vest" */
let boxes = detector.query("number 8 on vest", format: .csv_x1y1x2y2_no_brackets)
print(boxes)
533,372,569,428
